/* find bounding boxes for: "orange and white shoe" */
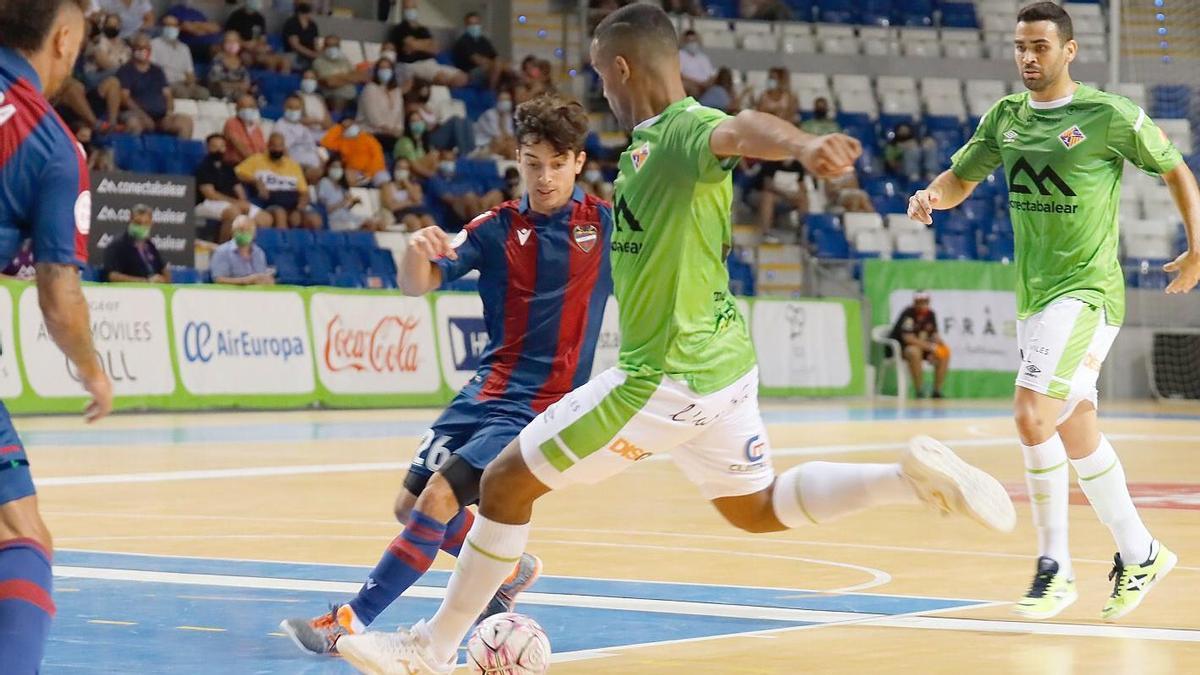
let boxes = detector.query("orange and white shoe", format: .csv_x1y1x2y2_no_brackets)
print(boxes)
280,604,363,655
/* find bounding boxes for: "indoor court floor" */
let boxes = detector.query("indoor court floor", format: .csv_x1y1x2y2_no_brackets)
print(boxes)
21,400,1200,674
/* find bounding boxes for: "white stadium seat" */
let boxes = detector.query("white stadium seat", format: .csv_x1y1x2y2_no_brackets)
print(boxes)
815,23,856,39
341,40,364,65
692,17,730,34
820,36,859,56
902,41,941,58
362,41,381,63
1124,234,1174,260
943,41,984,59
700,31,737,49
832,73,872,96
844,212,885,242
780,35,817,54
740,33,778,51
1108,83,1147,108
732,20,773,37
877,76,917,96
853,229,891,256
894,229,936,260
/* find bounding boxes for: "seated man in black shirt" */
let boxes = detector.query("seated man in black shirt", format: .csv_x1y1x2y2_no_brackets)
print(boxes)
890,290,951,398
225,0,288,72
450,11,510,90
104,204,172,284
388,0,468,87
195,134,274,242
282,2,321,70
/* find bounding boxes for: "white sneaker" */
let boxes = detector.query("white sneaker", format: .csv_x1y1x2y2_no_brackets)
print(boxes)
337,621,454,675
903,435,1017,533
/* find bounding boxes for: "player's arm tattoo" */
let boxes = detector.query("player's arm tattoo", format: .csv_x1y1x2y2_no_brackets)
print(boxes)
35,262,104,380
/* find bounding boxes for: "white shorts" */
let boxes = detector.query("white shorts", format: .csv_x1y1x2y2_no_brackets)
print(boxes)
519,367,774,500
195,200,262,221
1015,297,1120,424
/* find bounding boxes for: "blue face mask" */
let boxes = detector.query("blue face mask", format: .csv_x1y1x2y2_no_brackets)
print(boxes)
466,25,483,39
410,121,426,136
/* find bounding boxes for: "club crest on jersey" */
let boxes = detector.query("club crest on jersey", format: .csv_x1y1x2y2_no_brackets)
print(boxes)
572,223,598,253
630,142,651,171
1058,125,1086,150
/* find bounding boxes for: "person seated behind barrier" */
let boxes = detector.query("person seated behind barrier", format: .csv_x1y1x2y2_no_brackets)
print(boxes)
104,204,172,283
235,133,323,230
889,290,951,399
195,133,273,242
209,215,276,285
885,122,939,183
379,158,437,232
357,57,408,154
388,0,469,88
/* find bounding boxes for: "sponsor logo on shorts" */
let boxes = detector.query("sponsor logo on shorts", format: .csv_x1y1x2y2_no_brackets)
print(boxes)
609,438,652,462
744,435,766,462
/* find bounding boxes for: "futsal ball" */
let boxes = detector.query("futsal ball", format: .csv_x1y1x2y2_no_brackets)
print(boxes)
466,612,551,674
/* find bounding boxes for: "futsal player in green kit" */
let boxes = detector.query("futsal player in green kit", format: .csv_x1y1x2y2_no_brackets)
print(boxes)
909,2,1200,621
337,5,1019,672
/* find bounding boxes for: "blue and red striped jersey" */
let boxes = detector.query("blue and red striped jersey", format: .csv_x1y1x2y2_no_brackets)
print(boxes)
0,48,90,267
438,186,613,412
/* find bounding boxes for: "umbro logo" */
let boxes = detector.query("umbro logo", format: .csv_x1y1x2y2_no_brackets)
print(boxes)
1025,364,1042,375
517,228,532,246
1003,130,1018,143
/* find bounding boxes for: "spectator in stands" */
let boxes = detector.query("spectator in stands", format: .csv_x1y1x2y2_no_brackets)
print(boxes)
744,0,793,21
452,11,508,91
209,31,255,101
800,97,840,135
298,69,334,131
100,0,153,39
678,30,716,99
223,94,268,165
755,67,798,124
890,290,950,398
748,160,808,236
826,173,875,214
514,56,554,103
104,204,172,283
499,166,522,202
472,89,516,159
275,96,325,183
407,79,475,156
164,1,222,58
74,123,116,172
579,160,612,201
884,122,938,183
76,12,128,127
318,158,385,231
314,34,371,114
699,67,742,113
357,57,407,153
282,1,321,71
395,111,442,179
236,132,323,230
117,34,194,139
225,0,289,72
388,0,470,87
661,0,703,16
210,215,276,285
196,133,273,242
428,157,502,224
380,158,436,231
153,15,209,100
321,119,390,187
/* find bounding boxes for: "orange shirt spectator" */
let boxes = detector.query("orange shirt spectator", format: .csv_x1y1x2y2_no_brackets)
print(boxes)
223,97,267,165
320,120,388,186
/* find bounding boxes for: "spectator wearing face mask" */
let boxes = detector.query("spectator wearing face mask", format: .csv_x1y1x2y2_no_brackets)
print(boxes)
451,12,509,90
314,34,371,114
427,156,503,224
74,12,128,127
472,90,516,159
321,119,390,187
208,31,254,101
394,111,441,180
800,97,841,136
282,1,321,71
117,33,194,138
678,30,715,99
499,166,521,201
223,94,267,165
164,1,223,59
274,95,325,184
755,67,798,123
195,133,273,242
318,158,385,232
407,79,475,156
104,204,172,283
357,58,407,153
73,123,116,173
388,0,470,88
297,69,334,131
153,15,209,99
210,215,275,285
578,160,613,201
236,133,322,230
225,0,289,72
379,159,436,231
884,122,938,183
699,67,744,114
100,0,154,38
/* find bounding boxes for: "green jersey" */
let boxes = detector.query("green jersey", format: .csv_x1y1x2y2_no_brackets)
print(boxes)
950,84,1183,325
611,96,754,393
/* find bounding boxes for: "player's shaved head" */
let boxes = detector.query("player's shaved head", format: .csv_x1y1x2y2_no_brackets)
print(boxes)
590,4,687,130
592,4,680,66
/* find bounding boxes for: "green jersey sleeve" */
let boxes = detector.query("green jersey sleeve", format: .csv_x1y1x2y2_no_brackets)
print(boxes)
664,103,739,183
1105,97,1183,176
950,101,1003,182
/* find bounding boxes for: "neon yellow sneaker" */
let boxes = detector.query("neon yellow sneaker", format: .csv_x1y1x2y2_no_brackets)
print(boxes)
1102,540,1177,622
1013,556,1078,620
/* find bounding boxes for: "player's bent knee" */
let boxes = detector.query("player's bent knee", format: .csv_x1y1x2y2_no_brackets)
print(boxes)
479,443,547,505
433,455,483,510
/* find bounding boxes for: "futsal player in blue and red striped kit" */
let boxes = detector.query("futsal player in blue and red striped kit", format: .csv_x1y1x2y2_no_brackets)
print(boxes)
0,2,115,672
281,93,613,655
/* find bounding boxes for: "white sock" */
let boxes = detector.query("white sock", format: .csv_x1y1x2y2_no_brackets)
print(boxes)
425,516,530,663
1070,435,1152,564
773,461,919,527
1022,434,1072,578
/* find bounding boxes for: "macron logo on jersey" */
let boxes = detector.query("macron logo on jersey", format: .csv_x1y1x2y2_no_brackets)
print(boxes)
517,228,532,246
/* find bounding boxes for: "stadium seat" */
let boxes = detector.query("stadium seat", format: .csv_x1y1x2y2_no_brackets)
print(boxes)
811,228,849,258
305,248,334,286
852,229,890,258
781,34,818,54
893,229,936,259
1108,82,1147,109
272,251,306,285
367,248,399,277
886,214,927,235
843,212,884,243
345,231,376,250
819,35,859,55
939,3,979,29
282,228,315,250
255,228,285,250
805,213,839,234
984,234,1015,262
816,1,857,24
1125,235,1174,261
860,0,894,27
170,266,200,284
939,233,978,260
894,0,934,26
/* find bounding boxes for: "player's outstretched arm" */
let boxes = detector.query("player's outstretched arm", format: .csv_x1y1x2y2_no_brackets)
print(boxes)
1161,162,1200,294
35,263,112,422
907,170,980,225
709,110,862,179
399,226,455,296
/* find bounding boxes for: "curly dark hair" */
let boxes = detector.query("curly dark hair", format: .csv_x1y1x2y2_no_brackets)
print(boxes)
0,0,89,52
514,94,590,155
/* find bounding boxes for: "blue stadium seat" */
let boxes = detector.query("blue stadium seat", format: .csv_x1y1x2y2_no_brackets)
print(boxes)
255,228,285,250
456,158,499,179
345,231,376,250
333,271,364,288
705,0,738,18
782,0,814,21
1150,84,1192,119
272,251,306,285
316,230,346,251
727,254,756,296
879,113,917,133
816,0,857,23
367,248,398,276
872,194,907,214
938,233,977,260
863,176,909,198
984,234,1014,261
938,211,975,236
170,266,200,284
861,0,894,26
939,2,978,28
334,247,365,274
923,115,962,133
282,229,315,249
305,248,334,286
450,87,498,123
894,0,933,25
812,228,850,258
805,213,839,234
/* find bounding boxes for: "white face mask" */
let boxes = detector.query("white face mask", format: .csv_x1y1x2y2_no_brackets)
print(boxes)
377,69,393,84
394,168,410,182
238,108,260,124
325,46,341,60
404,9,419,22
329,167,344,181
343,124,361,139
284,109,302,122
496,99,512,113
583,169,602,183
301,79,318,94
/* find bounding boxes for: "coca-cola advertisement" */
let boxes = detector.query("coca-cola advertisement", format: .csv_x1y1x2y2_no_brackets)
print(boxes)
309,292,440,395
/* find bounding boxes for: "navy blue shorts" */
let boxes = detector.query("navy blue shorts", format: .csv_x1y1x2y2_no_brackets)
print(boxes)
0,402,35,506
407,384,534,483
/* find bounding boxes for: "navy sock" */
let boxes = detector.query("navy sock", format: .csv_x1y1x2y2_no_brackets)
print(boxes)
348,510,447,626
0,539,54,675
440,508,474,557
